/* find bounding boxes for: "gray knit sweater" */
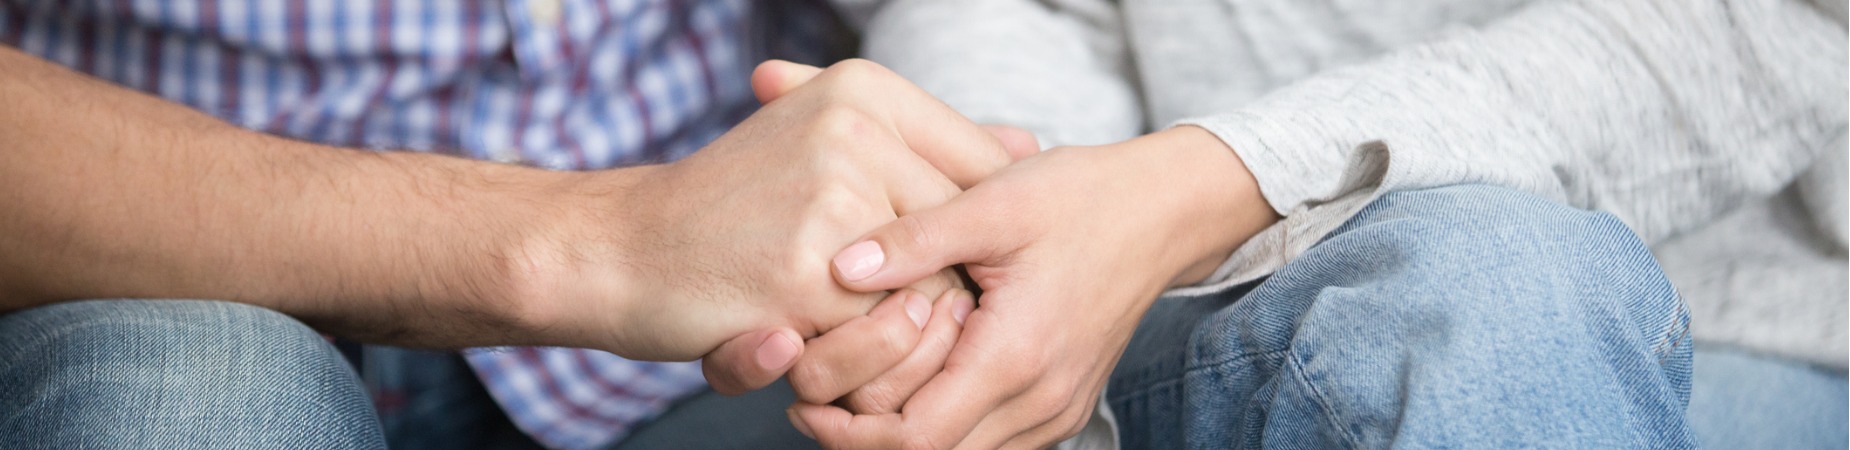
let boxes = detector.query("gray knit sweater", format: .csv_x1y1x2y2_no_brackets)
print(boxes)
848,1,1847,446
853,0,1845,364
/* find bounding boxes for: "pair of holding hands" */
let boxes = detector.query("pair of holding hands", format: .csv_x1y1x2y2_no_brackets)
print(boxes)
538,59,1262,449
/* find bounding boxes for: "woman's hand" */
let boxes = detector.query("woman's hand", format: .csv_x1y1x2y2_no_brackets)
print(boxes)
789,127,1279,449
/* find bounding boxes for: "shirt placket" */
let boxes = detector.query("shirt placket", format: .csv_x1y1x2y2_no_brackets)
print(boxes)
492,0,576,166
503,0,571,79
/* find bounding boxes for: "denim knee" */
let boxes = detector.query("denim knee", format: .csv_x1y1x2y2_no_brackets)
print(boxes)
0,300,385,449
1192,184,1696,447
1337,184,1691,365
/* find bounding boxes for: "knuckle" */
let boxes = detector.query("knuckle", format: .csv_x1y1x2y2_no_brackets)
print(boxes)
1024,388,1073,420
869,316,921,362
805,103,874,142
844,382,902,414
891,214,940,258
787,360,841,403
826,58,893,83
806,183,870,230
1056,406,1092,439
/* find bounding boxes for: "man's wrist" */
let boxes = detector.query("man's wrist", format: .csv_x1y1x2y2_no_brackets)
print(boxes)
325,150,604,348
462,162,664,351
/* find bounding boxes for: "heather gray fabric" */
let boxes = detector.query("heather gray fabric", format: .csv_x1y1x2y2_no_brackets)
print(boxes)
858,0,1847,369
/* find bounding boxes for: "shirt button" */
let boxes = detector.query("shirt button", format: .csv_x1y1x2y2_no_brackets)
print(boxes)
527,0,563,26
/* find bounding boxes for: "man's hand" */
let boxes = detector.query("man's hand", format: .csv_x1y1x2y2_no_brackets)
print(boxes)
692,61,1036,394
0,44,1006,364
526,59,1028,361
788,127,1280,449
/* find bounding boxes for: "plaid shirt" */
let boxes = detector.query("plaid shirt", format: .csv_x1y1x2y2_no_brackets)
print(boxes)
0,1,849,448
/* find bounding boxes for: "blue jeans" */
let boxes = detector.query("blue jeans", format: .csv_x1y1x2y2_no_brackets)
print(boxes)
1109,185,1698,448
0,299,386,449
1687,345,1848,449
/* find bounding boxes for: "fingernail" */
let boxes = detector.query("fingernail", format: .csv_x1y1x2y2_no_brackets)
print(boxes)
904,292,931,329
833,240,884,282
755,332,799,371
787,409,816,439
952,294,974,325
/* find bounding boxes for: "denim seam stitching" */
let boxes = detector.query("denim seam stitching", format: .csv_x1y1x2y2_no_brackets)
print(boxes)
1653,302,1691,365
1283,347,1364,449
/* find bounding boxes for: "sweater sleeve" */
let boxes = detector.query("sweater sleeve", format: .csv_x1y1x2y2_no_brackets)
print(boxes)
1174,0,1847,291
857,0,1144,148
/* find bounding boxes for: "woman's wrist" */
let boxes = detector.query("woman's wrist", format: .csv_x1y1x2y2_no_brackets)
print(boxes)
1102,126,1278,288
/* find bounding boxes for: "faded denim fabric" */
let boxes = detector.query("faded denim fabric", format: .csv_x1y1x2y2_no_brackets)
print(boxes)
1109,184,1696,449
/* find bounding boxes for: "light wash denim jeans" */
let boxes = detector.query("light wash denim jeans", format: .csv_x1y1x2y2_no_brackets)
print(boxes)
1,184,1710,449
1687,345,1848,449
0,299,386,449
1108,184,1698,449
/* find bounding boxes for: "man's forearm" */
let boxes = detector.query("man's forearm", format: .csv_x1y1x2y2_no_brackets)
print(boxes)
0,45,578,347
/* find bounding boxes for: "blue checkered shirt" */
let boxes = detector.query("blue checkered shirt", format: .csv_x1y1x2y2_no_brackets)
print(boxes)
0,1,849,448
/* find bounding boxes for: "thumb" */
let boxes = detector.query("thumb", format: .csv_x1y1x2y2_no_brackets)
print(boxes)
831,200,1001,293
751,60,824,104
702,327,804,395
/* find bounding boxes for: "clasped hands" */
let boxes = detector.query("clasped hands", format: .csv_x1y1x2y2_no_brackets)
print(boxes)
532,59,1258,449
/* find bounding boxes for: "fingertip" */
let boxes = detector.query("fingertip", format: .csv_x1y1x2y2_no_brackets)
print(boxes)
790,401,839,418
703,328,802,396
950,290,976,325
981,125,1041,161
903,291,931,329
832,240,885,283
792,402,901,448
750,60,787,104
755,329,803,372
834,218,974,295
928,288,974,327
790,402,846,442
751,60,824,104
786,408,816,439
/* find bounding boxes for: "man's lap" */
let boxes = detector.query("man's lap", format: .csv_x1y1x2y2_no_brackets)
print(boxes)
0,298,810,450
0,299,385,449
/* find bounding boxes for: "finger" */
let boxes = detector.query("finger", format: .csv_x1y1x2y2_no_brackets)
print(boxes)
751,60,824,104
869,127,963,217
702,327,804,395
795,308,1027,450
902,268,967,299
788,403,908,449
839,289,975,414
788,290,932,404
814,59,1014,189
981,125,1041,161
831,193,1007,293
